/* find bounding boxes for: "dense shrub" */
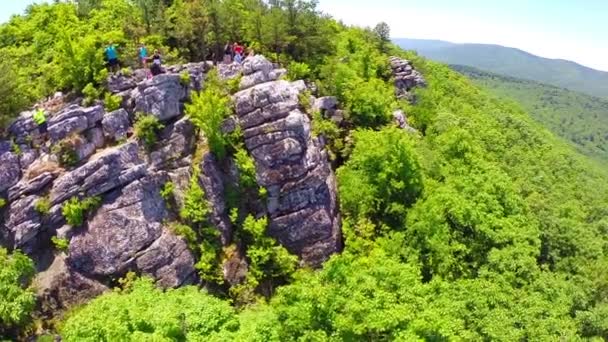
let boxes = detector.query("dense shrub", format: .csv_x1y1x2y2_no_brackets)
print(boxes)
62,196,101,227
103,92,121,112
34,197,51,216
0,248,35,338
60,278,238,341
51,236,70,253
133,113,164,149
186,70,232,159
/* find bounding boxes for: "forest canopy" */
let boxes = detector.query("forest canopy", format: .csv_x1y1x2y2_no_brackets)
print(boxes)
1,0,608,341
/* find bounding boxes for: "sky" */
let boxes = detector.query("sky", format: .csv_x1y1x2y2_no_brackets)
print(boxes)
1,0,606,71
318,0,608,72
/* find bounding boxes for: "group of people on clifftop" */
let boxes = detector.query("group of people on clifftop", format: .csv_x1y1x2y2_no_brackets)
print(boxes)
103,41,254,76
223,41,254,64
104,43,163,77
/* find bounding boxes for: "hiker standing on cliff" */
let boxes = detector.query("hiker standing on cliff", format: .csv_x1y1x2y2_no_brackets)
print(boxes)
233,42,244,63
150,49,163,76
105,43,120,73
223,42,233,64
138,43,148,68
33,105,48,143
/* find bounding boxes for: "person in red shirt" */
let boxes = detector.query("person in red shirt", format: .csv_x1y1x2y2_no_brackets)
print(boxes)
233,42,244,57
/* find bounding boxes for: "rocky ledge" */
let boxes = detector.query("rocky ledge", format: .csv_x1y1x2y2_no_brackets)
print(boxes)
233,56,342,265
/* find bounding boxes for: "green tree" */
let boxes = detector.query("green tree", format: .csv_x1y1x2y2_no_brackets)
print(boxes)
373,22,390,53
0,248,35,338
61,278,238,341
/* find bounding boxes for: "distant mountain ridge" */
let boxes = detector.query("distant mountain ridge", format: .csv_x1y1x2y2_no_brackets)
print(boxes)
394,38,608,98
451,64,608,163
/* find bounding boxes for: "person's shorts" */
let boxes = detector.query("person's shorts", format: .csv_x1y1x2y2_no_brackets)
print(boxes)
38,122,48,134
108,58,119,67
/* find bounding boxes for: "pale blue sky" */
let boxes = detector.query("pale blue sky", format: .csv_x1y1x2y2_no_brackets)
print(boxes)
318,0,608,71
1,1,607,71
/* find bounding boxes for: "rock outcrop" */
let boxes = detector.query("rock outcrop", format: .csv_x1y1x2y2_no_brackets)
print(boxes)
390,56,427,102
1,54,345,313
233,56,341,265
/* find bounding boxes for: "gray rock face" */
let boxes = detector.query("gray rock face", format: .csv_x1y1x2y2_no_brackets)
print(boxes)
133,74,187,121
166,61,211,91
393,110,417,133
234,75,341,265
48,105,104,142
68,176,195,286
8,111,41,144
150,117,195,169
0,142,21,193
35,254,108,315
218,62,243,80
102,108,131,141
389,56,427,102
7,171,57,202
239,55,286,90
313,96,338,113
4,195,42,248
198,152,232,245
49,142,146,204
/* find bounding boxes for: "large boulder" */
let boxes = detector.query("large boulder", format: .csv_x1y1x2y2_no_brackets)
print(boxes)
132,74,187,121
48,142,147,204
389,56,427,102
150,117,196,170
47,105,104,142
68,175,195,286
233,76,341,265
240,55,286,90
102,108,131,141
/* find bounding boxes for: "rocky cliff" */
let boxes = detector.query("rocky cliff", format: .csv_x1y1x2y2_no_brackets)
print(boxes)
0,56,343,312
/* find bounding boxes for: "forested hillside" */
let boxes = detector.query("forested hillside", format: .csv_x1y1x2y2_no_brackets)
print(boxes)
395,38,608,98
452,64,608,163
1,1,608,341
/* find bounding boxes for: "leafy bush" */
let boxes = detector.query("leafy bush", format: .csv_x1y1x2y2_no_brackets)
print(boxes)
186,70,232,159
286,61,311,81
234,148,258,189
51,135,82,167
311,110,343,160
34,197,51,216
226,74,243,94
159,181,175,203
62,196,101,227
179,71,191,86
233,215,298,303
344,78,396,128
298,90,313,112
120,67,132,77
179,171,209,224
0,248,35,336
60,278,238,341
337,127,423,230
0,61,32,131
103,92,122,112
51,236,70,253
169,223,198,250
134,113,164,149
82,83,100,106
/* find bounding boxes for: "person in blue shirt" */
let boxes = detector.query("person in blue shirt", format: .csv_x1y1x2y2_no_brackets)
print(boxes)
138,43,148,68
104,43,120,72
